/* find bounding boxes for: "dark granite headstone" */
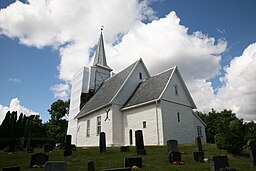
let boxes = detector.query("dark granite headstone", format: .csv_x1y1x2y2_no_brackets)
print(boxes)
193,137,204,162
120,146,129,152
71,144,76,151
44,142,53,153
2,166,20,171
64,135,72,157
124,157,142,168
99,132,106,154
211,156,229,171
8,139,15,153
167,139,179,153
102,168,131,171
20,137,25,149
44,161,67,171
135,130,146,155
192,151,205,162
87,161,95,171
168,151,181,163
247,140,256,166
195,136,203,152
30,153,49,168
27,146,34,153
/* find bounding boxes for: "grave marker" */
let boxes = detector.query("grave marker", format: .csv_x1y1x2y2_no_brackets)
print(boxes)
44,161,67,171
168,151,181,163
167,139,179,153
87,161,95,171
135,130,146,155
30,153,49,168
120,146,129,152
192,137,204,162
195,136,203,152
44,142,53,153
211,155,229,171
124,157,142,168
64,135,72,157
99,132,106,154
247,140,256,166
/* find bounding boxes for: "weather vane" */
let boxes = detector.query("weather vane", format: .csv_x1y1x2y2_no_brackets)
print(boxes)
101,25,104,31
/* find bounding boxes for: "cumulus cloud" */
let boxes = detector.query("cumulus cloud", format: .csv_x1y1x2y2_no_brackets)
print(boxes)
212,43,256,121
50,83,70,100
0,98,39,124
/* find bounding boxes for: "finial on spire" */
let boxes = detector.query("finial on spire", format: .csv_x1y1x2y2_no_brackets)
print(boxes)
101,25,104,31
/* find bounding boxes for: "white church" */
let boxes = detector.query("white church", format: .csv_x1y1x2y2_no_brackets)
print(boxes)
67,31,206,147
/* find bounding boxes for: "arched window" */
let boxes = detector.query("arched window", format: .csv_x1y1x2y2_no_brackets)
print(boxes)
129,129,133,145
177,112,180,122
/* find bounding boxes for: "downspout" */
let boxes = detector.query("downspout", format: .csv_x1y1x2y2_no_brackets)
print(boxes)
155,100,160,145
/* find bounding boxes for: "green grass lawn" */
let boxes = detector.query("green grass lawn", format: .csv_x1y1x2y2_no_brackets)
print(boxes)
0,144,255,171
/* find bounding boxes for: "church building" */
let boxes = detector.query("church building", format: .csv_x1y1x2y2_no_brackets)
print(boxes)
67,31,206,147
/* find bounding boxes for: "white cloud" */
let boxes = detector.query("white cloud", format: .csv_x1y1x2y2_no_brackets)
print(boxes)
0,98,39,124
8,78,22,84
50,83,70,100
212,43,256,121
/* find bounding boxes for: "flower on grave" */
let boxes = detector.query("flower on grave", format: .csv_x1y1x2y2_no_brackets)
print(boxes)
172,161,184,165
132,165,140,170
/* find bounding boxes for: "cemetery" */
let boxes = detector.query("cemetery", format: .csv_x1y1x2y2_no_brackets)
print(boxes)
1,139,256,171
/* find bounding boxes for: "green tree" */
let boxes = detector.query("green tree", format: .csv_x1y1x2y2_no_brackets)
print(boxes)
47,99,69,142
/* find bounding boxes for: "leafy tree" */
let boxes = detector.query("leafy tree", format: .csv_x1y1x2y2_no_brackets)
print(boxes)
47,99,69,142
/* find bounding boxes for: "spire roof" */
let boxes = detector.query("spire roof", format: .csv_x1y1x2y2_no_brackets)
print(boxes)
93,30,112,71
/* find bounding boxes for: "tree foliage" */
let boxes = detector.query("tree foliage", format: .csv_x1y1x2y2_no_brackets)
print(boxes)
197,109,256,155
47,99,70,142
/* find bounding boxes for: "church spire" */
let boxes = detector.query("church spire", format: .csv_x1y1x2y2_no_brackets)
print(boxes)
93,27,112,71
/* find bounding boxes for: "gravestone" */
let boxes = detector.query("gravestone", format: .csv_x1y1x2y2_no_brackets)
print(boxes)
124,157,142,168
30,153,49,168
247,140,256,166
99,132,106,154
168,151,181,163
2,166,20,171
64,135,72,157
167,139,179,153
44,142,53,153
135,130,146,155
211,155,229,171
44,161,67,171
8,139,15,153
192,151,204,162
87,161,95,171
102,168,131,171
192,137,204,162
120,146,129,152
195,136,203,152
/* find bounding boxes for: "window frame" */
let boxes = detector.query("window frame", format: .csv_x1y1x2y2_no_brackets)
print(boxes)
86,119,90,137
97,116,101,135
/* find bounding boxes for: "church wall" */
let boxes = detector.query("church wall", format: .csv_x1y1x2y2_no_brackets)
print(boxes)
113,61,150,106
192,113,207,143
123,103,162,146
161,100,195,144
76,106,113,147
111,104,124,146
161,70,193,108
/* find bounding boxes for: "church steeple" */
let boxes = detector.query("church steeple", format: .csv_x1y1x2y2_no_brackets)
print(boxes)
93,27,112,71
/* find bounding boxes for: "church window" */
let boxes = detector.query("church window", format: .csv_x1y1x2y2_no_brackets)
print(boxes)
177,112,180,122
97,116,101,135
174,84,178,96
197,126,202,137
143,121,147,128
86,120,90,137
139,72,142,80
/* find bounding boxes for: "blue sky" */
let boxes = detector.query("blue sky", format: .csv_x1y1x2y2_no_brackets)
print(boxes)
0,0,256,122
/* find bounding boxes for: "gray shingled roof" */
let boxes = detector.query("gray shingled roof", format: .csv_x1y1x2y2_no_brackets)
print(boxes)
75,60,138,118
123,68,174,108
